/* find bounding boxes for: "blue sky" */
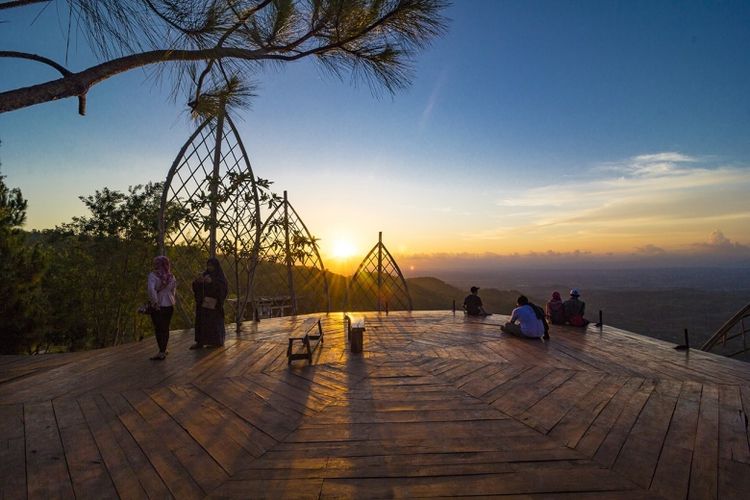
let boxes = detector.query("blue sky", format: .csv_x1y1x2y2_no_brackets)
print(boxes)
1,0,749,270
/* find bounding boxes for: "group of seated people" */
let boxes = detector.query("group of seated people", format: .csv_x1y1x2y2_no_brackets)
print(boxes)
463,287,589,340
546,289,589,327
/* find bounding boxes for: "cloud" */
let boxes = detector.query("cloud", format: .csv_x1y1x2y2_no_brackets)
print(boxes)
478,152,750,248
634,244,667,255
397,240,750,272
633,152,698,164
497,153,740,210
693,229,750,255
419,67,448,130
595,152,700,177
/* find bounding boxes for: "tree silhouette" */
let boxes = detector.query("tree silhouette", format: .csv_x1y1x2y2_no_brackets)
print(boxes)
0,168,47,353
0,0,449,114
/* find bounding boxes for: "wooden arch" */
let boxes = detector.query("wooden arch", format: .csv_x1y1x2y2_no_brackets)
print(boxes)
348,232,412,312
253,191,330,317
158,111,262,328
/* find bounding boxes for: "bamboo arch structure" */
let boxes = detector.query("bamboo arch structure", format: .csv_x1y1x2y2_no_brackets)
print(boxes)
700,302,750,358
158,111,262,328
253,191,330,317
348,232,412,312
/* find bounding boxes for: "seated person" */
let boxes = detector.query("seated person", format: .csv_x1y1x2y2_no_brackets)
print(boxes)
546,291,566,325
463,286,490,316
501,295,545,339
563,288,590,327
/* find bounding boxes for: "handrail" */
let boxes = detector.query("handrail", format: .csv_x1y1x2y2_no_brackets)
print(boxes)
700,302,750,352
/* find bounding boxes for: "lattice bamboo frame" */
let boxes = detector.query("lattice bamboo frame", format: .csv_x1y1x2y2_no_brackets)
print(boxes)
701,302,750,358
158,112,262,327
253,191,330,316
348,232,412,312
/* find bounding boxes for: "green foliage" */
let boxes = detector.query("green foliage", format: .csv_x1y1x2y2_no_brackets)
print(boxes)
63,182,185,241
0,170,47,354
9,181,190,353
0,173,27,228
189,76,256,120
36,231,156,350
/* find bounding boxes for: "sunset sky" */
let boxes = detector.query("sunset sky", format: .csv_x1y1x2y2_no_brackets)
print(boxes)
2,1,749,274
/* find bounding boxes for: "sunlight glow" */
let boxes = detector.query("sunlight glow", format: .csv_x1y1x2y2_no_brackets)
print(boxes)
330,239,357,259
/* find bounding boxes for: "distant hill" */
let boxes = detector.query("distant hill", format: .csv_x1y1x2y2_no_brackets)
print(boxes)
407,277,520,314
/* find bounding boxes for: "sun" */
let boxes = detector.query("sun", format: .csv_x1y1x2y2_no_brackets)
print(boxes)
330,239,357,260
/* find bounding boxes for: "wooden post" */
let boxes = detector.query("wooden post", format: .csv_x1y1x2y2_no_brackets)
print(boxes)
675,328,690,351
208,108,225,258
742,318,747,353
283,191,297,314
452,299,456,314
385,301,389,315
377,231,383,312
595,310,603,328
345,275,351,313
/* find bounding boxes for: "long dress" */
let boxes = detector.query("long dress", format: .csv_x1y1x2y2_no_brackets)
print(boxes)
192,276,227,346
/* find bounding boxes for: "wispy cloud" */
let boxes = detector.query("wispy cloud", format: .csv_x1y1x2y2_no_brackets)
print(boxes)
398,229,750,271
595,152,701,177
476,152,750,248
419,68,448,131
634,244,667,255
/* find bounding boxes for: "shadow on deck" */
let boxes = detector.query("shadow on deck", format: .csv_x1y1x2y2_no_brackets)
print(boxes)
1,311,750,498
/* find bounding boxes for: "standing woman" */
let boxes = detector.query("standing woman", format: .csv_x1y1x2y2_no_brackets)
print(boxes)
191,257,228,349
148,256,177,360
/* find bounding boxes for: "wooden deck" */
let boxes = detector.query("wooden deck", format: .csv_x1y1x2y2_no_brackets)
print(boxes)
2,311,750,499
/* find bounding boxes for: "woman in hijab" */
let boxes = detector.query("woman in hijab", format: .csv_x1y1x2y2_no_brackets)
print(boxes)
148,256,177,360
191,257,228,348
546,291,566,325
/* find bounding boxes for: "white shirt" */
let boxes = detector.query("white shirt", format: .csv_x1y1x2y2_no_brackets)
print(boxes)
509,304,545,338
148,272,177,307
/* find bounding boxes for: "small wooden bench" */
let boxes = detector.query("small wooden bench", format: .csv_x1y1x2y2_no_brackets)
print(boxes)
287,317,324,365
344,314,366,353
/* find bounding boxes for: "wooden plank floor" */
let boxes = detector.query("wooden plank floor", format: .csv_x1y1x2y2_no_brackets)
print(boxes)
2,311,750,498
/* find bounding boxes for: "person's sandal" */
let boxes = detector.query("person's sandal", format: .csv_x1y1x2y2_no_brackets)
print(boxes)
150,352,166,360
189,343,203,350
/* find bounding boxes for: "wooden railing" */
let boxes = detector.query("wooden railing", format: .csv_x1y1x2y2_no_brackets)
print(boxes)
700,302,750,357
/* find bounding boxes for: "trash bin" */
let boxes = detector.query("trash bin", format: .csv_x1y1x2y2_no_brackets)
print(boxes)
350,327,364,353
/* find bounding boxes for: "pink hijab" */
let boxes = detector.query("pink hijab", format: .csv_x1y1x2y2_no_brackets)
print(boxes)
153,256,173,288
551,291,562,302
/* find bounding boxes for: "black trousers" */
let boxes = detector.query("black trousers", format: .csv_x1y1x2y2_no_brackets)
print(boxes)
150,306,173,352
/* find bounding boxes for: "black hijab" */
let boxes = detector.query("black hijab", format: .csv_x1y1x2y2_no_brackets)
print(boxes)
204,258,228,287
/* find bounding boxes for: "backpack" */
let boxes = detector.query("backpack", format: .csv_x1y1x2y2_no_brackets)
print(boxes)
529,303,550,333
529,303,545,320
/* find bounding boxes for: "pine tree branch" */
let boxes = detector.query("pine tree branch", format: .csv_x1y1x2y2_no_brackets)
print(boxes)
0,0,50,10
191,0,274,107
0,50,72,76
0,50,89,113
1,47,272,114
0,1,450,115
